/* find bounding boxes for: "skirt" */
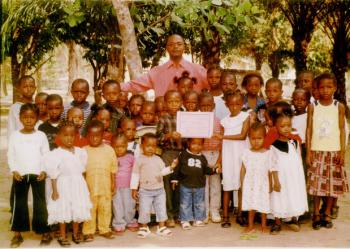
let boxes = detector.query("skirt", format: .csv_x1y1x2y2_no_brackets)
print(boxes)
307,151,349,197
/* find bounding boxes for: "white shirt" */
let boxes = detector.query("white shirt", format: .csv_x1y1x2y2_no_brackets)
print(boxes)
214,95,230,120
7,102,24,141
292,113,307,144
7,130,50,176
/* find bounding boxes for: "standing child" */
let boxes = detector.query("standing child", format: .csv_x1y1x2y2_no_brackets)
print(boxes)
207,65,222,99
111,134,138,234
44,121,91,246
156,90,183,227
214,71,237,120
174,71,197,99
155,96,167,120
183,90,199,112
120,118,141,158
296,70,314,93
92,106,113,145
172,138,220,229
240,123,277,234
219,91,250,228
306,73,348,230
137,101,158,137
83,120,117,241
130,133,178,238
117,91,130,116
7,103,51,247
62,79,91,134
265,78,284,108
198,92,223,223
128,94,145,126
241,73,265,112
269,109,308,234
34,92,49,126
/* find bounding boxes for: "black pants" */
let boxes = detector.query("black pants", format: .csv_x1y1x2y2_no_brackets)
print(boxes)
11,174,50,234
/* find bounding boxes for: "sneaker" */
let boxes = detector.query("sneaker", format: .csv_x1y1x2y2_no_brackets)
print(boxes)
193,220,205,227
211,213,222,223
181,221,191,230
10,235,23,248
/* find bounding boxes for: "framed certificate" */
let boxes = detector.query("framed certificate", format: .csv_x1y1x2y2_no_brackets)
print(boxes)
176,111,214,138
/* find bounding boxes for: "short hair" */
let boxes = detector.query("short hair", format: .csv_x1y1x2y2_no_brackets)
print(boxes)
249,122,266,136
292,88,311,102
58,120,76,133
46,94,63,105
188,137,204,144
111,133,128,145
174,71,197,85
207,64,222,75
119,117,135,128
297,70,314,80
315,72,337,87
67,107,84,118
129,94,145,104
17,75,35,87
223,90,244,102
166,34,185,45
199,92,214,103
164,90,182,101
102,79,120,91
141,132,158,144
71,78,89,90
87,120,104,132
142,101,156,110
220,70,236,83
184,90,199,101
266,78,283,89
35,92,49,99
242,72,264,88
268,101,293,125
90,104,110,119
19,103,39,117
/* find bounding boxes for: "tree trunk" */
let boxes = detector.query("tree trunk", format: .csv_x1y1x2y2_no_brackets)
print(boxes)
112,0,143,80
11,53,21,103
254,53,263,71
268,52,280,78
107,46,125,83
34,67,42,93
201,28,221,69
67,41,79,95
293,35,308,78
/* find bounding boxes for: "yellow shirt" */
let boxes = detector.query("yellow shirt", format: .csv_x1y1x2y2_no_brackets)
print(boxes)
85,144,118,197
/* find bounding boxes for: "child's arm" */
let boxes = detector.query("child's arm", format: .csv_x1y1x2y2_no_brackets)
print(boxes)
271,171,281,192
240,164,246,190
130,158,140,200
305,103,314,167
222,117,250,140
51,179,59,200
111,173,116,196
338,103,346,165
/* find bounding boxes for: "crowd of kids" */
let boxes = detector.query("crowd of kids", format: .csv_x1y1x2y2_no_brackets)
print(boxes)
6,67,349,247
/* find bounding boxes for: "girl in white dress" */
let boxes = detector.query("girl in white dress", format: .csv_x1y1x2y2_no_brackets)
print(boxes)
269,109,308,235
219,91,250,228
44,121,92,246
240,123,277,234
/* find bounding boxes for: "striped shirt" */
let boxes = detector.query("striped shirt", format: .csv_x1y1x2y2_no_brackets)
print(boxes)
156,113,182,150
61,101,91,134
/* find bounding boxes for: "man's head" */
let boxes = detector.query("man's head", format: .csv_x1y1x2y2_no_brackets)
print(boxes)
166,34,185,60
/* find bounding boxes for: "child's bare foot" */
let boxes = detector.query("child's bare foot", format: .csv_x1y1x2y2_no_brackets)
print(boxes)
242,227,256,234
261,226,269,233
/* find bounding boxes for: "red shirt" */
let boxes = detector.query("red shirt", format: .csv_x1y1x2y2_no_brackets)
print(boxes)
55,133,88,148
264,127,302,149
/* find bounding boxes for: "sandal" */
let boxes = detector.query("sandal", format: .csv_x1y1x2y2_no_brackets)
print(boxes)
312,214,322,230
10,235,23,248
40,233,52,246
156,226,172,237
57,237,71,247
221,216,231,228
83,234,94,242
321,214,333,229
137,226,151,238
270,224,281,235
330,206,339,219
72,234,82,244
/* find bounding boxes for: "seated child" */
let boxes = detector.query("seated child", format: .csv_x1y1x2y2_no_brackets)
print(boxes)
130,133,178,238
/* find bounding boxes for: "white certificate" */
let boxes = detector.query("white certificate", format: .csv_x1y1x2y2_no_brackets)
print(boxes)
176,111,214,138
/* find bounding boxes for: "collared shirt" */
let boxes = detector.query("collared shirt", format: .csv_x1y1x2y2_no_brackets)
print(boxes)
121,58,208,97
156,113,182,150
61,101,91,134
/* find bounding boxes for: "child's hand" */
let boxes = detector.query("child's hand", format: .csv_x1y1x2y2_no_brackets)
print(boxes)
170,158,179,170
52,191,59,201
131,189,139,200
273,182,281,192
13,171,23,182
172,131,182,140
171,182,178,190
36,171,46,181
215,167,222,174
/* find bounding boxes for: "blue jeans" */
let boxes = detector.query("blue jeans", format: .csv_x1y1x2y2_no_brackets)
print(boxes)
179,185,206,222
138,188,167,224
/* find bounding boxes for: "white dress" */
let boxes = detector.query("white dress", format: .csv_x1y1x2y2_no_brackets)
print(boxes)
292,113,307,143
270,140,308,218
220,111,249,191
44,147,92,225
241,149,275,214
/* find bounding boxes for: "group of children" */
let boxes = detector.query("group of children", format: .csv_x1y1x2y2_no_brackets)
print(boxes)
6,68,349,247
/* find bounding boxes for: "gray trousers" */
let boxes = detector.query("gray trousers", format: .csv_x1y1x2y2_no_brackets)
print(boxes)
112,188,137,230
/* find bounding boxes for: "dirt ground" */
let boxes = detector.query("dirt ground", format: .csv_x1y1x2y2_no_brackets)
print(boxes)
0,115,349,248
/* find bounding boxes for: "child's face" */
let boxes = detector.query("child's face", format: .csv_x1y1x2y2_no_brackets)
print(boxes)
141,104,156,125
103,84,120,107
18,79,36,100
265,82,282,103
249,129,265,151
155,97,165,113
292,92,308,114
67,108,84,129
142,137,157,156
312,81,320,100
121,120,136,141
35,95,47,116
96,109,111,131
221,75,237,93
245,77,261,96
298,73,313,92
165,93,182,115
275,116,292,140
71,82,89,104
58,126,75,148
87,127,104,147
318,79,336,101
129,97,143,117
207,69,221,90
188,138,203,154
112,137,128,157
118,92,128,109
47,100,63,122
177,79,194,97
199,97,215,112
184,93,198,112
20,109,38,131
226,95,243,116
